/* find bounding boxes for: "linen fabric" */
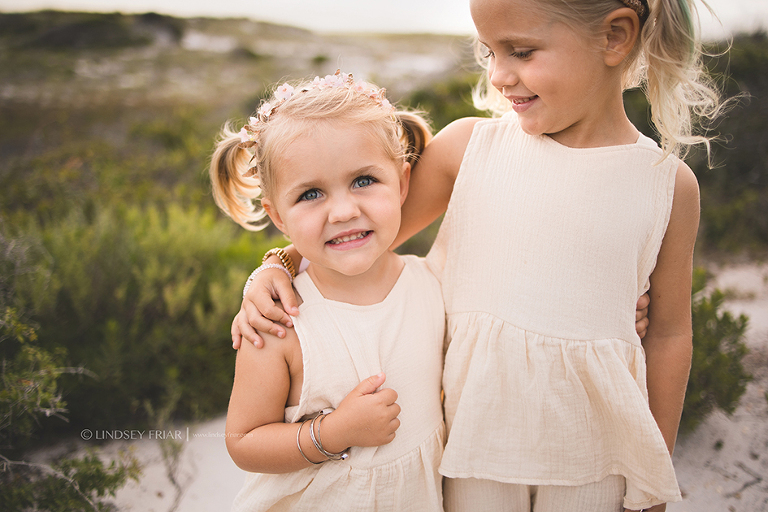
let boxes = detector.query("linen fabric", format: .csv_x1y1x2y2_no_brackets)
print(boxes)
231,255,446,512
443,474,626,512
427,113,681,511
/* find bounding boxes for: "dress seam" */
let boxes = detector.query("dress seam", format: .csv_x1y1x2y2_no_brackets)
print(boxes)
447,310,641,347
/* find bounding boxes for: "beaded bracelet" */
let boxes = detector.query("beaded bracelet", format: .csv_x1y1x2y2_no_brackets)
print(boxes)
242,264,292,299
262,247,296,279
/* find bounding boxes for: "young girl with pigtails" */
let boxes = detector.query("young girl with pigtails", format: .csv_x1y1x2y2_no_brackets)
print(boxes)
212,72,445,511
231,0,726,509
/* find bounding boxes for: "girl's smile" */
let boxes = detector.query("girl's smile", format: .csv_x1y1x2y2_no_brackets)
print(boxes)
327,230,372,247
507,94,539,113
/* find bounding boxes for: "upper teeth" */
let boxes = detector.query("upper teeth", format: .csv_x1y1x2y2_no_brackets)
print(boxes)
329,232,368,244
513,97,534,104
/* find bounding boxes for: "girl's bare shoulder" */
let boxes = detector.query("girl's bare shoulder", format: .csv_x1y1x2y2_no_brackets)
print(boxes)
419,117,486,180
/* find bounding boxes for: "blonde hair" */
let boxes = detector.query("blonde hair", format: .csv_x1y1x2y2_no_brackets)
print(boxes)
472,0,724,159
210,75,432,231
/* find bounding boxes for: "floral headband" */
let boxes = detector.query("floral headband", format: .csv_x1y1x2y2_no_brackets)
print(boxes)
237,70,395,177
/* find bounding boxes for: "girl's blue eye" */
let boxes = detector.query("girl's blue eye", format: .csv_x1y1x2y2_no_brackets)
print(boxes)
299,189,320,202
353,176,375,188
512,50,533,59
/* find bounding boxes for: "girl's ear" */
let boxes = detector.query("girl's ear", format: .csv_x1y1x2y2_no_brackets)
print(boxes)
262,198,288,235
399,161,411,206
602,7,641,67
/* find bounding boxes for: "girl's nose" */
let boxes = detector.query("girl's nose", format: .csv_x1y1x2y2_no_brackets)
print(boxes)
327,194,361,224
489,58,517,91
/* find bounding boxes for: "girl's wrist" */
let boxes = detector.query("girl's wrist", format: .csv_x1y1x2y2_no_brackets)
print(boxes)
262,245,304,276
316,411,350,455
262,247,296,278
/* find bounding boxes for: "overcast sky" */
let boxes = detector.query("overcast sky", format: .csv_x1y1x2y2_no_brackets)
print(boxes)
2,0,767,39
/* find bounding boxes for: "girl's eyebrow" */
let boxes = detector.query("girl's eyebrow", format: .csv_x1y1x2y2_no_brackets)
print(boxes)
481,35,540,48
350,164,385,176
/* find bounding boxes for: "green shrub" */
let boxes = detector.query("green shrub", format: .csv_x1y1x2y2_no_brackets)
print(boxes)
1,449,140,512
0,234,140,512
11,203,279,432
680,267,752,434
405,73,484,132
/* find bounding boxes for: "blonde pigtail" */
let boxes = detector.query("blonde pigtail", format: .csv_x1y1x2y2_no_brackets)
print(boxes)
209,123,269,231
396,111,433,165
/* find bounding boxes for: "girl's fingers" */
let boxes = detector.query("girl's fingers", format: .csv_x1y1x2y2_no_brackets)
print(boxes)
375,388,398,406
636,316,649,339
274,279,300,317
244,299,284,338
253,285,291,325
237,307,265,348
230,319,243,350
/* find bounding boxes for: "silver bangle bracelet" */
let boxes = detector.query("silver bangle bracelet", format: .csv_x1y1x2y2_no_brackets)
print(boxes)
310,412,349,461
242,263,293,299
296,419,324,465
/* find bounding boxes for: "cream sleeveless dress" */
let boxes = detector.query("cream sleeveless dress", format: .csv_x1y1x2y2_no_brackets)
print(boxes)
231,255,446,512
427,113,682,511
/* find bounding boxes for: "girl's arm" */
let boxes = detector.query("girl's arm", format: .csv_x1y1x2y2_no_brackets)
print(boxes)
225,327,401,473
232,245,302,348
392,116,482,248
642,161,700,457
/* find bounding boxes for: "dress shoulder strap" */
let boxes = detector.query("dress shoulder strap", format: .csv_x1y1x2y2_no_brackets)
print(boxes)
292,271,324,308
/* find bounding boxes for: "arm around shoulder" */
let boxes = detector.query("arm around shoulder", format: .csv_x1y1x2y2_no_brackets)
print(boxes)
394,116,485,248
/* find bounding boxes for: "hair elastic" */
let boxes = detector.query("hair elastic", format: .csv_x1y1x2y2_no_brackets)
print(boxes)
619,0,649,21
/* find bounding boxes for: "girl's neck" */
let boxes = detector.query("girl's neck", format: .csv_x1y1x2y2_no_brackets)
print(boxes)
305,250,405,306
547,114,639,149
547,81,639,149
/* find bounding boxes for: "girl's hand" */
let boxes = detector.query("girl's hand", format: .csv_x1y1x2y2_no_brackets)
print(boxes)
635,292,650,339
232,264,299,349
321,373,401,452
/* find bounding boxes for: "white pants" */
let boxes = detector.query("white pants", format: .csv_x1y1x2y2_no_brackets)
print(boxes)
443,475,626,512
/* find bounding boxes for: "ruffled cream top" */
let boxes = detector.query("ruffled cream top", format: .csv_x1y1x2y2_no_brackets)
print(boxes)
231,255,446,512
427,113,681,511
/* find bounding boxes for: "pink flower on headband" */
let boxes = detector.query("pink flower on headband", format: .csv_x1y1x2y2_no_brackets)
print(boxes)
325,73,345,88
258,102,273,117
239,127,250,143
275,83,294,101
